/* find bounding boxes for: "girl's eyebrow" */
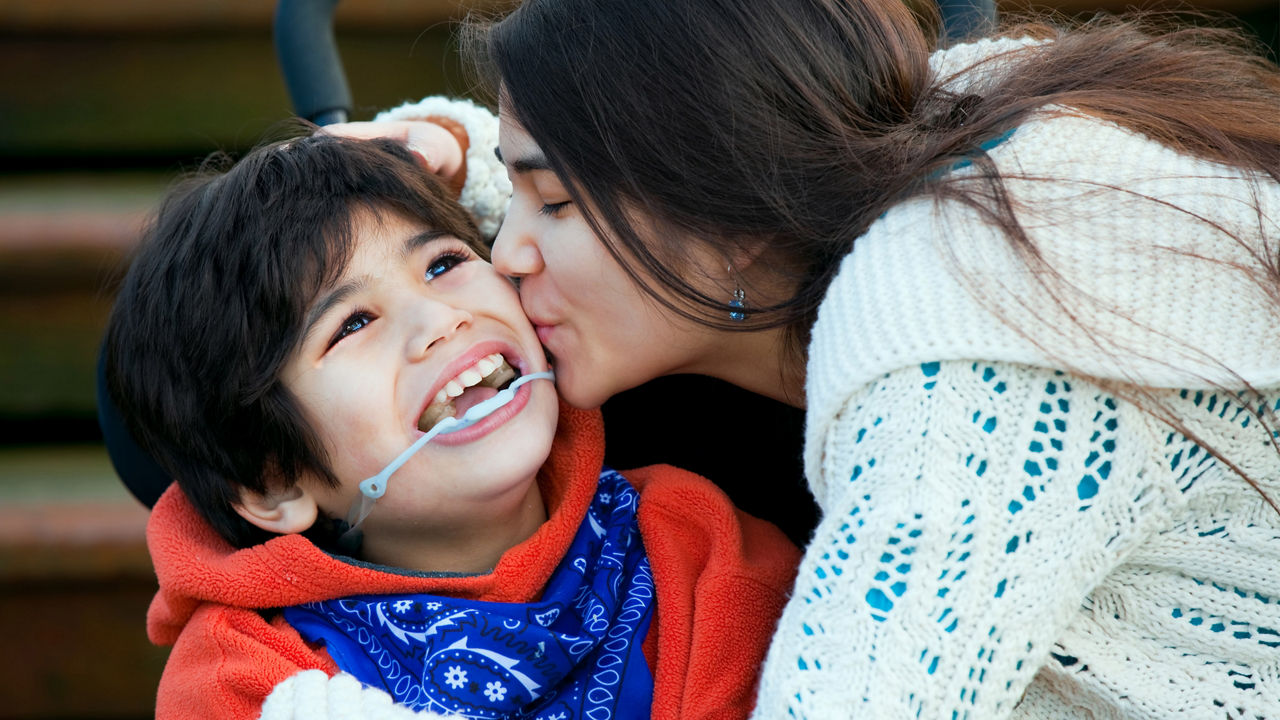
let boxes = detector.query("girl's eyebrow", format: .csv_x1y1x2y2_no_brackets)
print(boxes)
495,145,552,174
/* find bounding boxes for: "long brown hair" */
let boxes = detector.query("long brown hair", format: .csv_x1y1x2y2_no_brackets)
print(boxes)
473,2,1279,345
472,2,1280,503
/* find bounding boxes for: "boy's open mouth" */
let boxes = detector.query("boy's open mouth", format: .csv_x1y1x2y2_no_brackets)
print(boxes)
417,353,520,431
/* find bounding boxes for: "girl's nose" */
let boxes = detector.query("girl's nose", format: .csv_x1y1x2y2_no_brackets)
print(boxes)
407,300,473,360
491,205,545,279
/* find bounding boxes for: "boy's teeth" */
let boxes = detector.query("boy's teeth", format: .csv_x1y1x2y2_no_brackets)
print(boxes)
480,361,517,389
418,354,521,431
418,402,456,431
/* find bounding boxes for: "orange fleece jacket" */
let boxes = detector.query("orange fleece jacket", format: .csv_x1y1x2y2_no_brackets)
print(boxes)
146,405,801,720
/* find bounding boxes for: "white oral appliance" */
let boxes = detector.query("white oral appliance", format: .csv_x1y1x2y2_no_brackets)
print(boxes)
343,370,555,533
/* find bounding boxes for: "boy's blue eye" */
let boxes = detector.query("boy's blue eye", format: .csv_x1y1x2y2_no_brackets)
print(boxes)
329,312,372,348
425,252,468,280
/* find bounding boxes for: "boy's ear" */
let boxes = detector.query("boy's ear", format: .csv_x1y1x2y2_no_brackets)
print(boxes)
233,481,319,535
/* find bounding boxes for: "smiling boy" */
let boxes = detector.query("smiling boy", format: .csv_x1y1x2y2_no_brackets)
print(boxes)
104,119,799,720
257,206,559,574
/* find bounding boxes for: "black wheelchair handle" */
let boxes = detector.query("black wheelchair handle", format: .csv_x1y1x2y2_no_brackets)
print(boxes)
274,0,352,125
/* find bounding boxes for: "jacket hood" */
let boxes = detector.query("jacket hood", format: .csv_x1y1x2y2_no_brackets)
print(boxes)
146,403,605,646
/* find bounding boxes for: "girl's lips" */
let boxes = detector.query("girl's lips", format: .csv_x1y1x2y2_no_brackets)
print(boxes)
534,324,555,347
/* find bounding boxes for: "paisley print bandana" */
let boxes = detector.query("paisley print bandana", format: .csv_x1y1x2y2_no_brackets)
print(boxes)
284,469,655,719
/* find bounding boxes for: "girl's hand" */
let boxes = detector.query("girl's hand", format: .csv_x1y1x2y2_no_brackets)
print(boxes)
319,120,466,194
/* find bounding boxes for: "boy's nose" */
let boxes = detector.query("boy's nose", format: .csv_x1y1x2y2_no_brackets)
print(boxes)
407,301,473,360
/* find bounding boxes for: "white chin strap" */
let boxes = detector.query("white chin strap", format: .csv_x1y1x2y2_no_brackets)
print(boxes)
342,370,555,535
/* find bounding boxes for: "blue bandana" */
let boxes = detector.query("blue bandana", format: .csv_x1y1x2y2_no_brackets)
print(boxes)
284,468,655,719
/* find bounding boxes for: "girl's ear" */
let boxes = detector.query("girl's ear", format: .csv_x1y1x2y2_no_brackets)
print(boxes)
726,239,771,274
233,481,319,535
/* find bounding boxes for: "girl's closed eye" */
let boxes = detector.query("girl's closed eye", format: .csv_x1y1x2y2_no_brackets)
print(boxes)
539,201,570,217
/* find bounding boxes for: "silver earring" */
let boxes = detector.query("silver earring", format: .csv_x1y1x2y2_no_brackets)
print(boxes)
728,265,746,321
729,288,746,321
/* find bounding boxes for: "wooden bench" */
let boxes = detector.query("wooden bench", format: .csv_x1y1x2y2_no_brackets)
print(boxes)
0,447,164,719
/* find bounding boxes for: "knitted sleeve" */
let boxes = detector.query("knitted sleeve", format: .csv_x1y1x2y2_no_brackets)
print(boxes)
751,360,1178,718
374,97,511,240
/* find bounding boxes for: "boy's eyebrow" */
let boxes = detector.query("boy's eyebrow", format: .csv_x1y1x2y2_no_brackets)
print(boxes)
301,280,367,346
402,228,450,258
495,145,552,174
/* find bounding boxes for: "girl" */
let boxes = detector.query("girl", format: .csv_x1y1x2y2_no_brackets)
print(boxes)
331,1,1280,714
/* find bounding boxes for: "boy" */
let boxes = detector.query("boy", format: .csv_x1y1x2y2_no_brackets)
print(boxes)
104,113,799,720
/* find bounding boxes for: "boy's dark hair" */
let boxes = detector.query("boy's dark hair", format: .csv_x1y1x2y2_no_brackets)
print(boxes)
104,132,486,548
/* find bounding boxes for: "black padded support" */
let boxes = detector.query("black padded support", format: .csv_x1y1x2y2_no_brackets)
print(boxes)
97,345,170,508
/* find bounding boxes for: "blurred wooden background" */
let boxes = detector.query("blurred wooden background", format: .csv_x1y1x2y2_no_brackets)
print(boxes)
0,0,1273,718
0,2,478,717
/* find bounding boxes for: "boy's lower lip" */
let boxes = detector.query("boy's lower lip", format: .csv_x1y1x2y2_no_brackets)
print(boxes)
428,379,535,447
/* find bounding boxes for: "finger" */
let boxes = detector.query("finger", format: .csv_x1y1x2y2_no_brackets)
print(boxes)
405,124,463,180
317,121,412,142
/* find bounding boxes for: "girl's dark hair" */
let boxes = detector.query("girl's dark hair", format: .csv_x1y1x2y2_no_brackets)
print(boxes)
473,1,1280,356
473,0,1280,506
104,132,484,547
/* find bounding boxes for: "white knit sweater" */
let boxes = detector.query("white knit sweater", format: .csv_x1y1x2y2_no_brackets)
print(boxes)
375,96,512,240
751,39,1280,719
